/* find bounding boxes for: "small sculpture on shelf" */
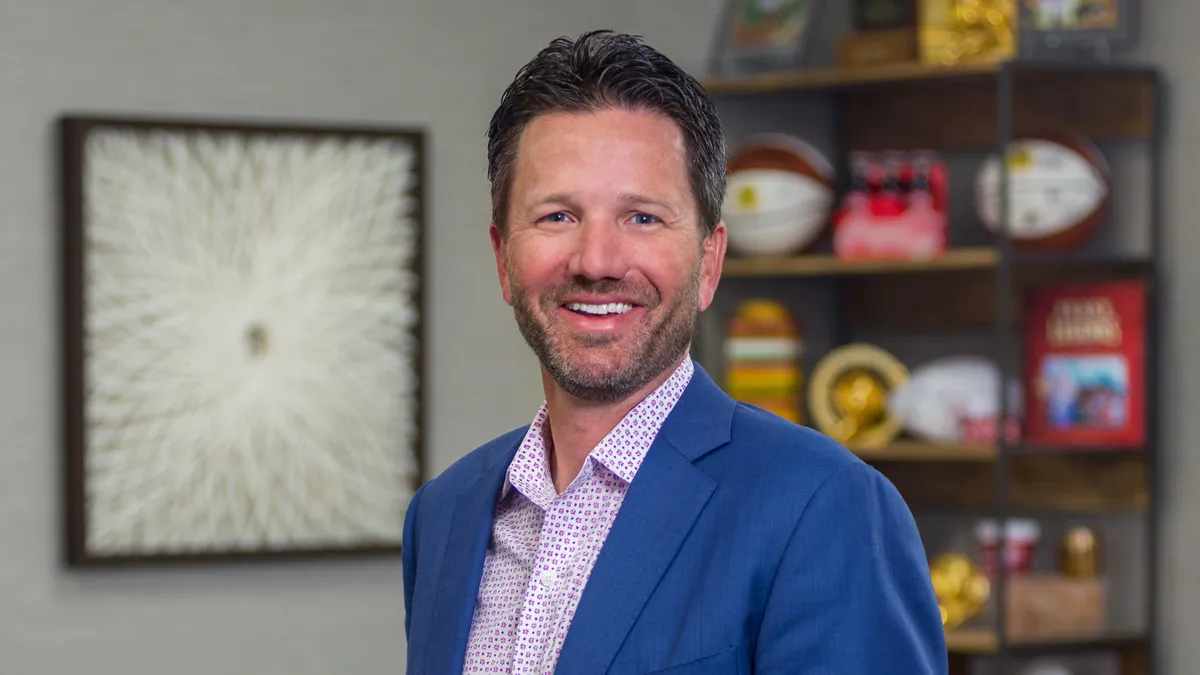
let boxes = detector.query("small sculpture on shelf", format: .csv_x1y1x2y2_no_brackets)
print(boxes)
832,150,949,261
917,0,1017,66
724,299,806,424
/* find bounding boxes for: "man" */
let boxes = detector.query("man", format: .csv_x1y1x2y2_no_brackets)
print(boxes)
402,29,948,675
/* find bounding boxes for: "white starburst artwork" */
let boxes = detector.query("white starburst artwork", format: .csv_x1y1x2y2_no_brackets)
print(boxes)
63,118,424,562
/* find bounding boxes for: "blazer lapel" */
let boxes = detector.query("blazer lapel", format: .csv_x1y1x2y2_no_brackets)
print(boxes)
421,439,520,675
553,364,736,675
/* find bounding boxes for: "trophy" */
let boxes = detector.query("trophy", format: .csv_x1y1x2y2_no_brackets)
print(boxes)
807,343,908,449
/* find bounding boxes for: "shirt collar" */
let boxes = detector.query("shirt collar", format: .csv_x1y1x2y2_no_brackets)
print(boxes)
502,356,695,507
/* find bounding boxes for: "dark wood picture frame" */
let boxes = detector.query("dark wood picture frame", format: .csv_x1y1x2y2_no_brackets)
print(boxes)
708,0,827,77
59,113,427,567
1017,0,1140,60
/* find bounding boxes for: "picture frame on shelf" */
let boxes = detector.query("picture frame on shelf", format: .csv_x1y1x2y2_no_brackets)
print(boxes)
58,113,426,566
1017,0,1140,61
853,0,916,31
708,0,827,77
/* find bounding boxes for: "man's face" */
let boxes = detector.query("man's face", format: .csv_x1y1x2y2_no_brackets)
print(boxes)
490,108,726,404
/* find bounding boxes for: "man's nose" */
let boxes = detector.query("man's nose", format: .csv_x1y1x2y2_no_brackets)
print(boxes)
567,220,632,281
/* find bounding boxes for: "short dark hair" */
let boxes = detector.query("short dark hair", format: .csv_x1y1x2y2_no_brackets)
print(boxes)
486,29,726,235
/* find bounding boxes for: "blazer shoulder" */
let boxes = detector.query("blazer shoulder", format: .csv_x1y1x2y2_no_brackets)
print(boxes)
725,402,872,490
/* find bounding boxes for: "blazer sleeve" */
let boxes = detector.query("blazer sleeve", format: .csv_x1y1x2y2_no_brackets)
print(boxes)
402,481,426,641
754,461,948,674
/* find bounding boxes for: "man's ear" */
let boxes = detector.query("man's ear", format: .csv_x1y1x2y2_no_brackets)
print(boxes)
697,221,727,312
490,222,513,306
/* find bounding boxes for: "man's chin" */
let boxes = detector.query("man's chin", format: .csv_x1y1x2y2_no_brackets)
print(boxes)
547,344,633,379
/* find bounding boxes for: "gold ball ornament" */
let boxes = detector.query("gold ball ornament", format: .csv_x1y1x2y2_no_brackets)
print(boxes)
929,552,991,630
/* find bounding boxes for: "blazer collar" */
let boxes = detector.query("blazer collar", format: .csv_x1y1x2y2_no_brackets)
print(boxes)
553,361,735,674
419,432,521,675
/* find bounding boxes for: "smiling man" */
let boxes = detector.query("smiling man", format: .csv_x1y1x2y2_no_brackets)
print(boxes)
401,30,948,675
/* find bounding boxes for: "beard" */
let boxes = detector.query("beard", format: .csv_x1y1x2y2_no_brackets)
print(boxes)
509,265,700,405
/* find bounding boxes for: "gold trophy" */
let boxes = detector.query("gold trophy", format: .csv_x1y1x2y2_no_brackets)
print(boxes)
918,0,1017,66
807,343,908,449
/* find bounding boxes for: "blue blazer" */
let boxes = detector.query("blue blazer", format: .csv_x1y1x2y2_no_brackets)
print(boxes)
402,363,948,674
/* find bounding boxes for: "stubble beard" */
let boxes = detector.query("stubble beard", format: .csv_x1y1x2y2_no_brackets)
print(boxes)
509,266,700,405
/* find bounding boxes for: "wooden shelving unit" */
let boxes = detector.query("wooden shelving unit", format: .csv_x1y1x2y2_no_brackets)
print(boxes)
700,58,1163,674
702,61,1003,94
721,247,1001,277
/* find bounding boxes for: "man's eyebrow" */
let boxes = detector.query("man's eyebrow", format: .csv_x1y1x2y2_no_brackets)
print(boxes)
615,192,680,215
522,192,681,216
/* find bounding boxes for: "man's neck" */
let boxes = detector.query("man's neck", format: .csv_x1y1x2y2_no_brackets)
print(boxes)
542,355,686,493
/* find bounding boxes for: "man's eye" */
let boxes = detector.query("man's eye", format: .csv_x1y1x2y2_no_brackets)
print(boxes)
631,214,660,226
540,212,571,223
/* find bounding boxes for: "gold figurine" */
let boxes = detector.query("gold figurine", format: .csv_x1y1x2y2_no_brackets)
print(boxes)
918,0,1017,66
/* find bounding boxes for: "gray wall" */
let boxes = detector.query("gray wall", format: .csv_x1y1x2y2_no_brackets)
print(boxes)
3,0,1197,673
1131,2,1200,672
0,1,725,673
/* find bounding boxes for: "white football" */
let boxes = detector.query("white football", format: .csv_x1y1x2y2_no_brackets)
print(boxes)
888,355,1022,443
975,134,1109,250
723,134,835,256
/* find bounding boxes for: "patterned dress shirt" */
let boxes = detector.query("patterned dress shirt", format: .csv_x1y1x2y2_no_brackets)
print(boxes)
460,357,695,674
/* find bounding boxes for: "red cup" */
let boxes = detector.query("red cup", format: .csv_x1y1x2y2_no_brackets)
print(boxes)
975,519,1040,578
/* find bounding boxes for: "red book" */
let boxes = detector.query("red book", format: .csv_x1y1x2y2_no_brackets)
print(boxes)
1022,280,1147,448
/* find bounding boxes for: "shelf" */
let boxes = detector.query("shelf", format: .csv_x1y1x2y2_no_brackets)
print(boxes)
721,248,999,278
851,442,996,462
945,627,1148,655
705,60,1159,150
701,60,1160,96
720,248,1153,280
850,441,1149,463
702,62,1001,95
873,451,1149,513
946,627,999,654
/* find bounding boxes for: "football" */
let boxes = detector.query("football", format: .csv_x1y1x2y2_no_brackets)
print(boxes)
722,134,836,256
974,131,1111,251
888,355,1022,443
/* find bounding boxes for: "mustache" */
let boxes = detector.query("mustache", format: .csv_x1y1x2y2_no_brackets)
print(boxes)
543,278,660,306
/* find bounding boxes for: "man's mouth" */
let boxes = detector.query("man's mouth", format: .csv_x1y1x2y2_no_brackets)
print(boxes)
564,302,634,317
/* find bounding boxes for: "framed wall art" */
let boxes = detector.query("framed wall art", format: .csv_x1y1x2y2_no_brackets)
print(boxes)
58,113,427,566
1017,0,1139,60
709,0,827,77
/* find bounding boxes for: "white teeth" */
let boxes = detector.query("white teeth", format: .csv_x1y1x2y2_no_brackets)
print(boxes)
567,302,633,316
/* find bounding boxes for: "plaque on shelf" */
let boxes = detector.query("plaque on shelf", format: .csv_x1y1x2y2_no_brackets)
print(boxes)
1017,0,1140,62
709,0,828,76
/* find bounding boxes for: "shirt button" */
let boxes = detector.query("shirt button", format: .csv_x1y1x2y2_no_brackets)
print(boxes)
539,570,558,588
